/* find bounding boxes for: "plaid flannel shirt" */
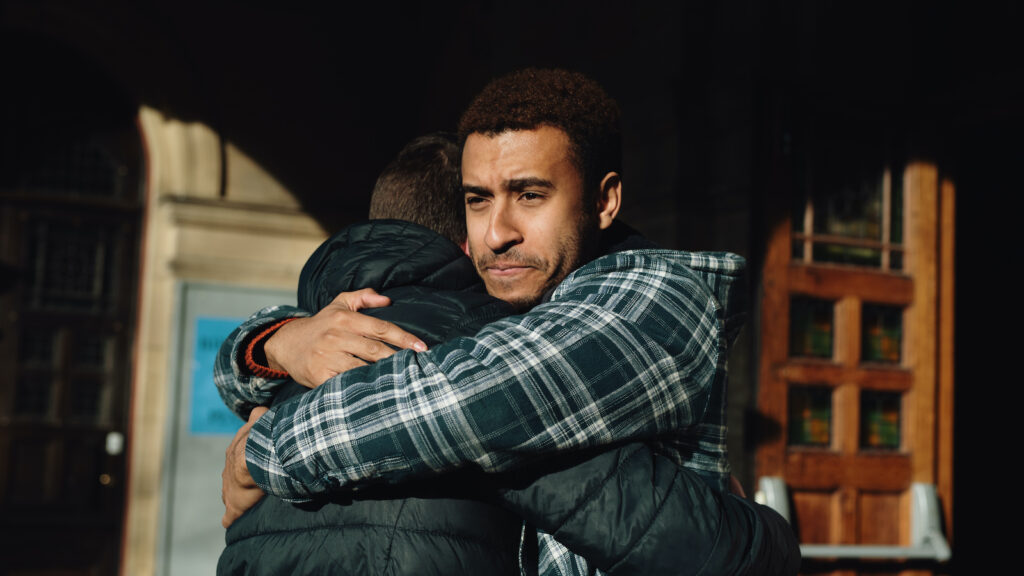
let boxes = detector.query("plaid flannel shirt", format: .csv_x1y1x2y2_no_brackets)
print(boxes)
214,249,746,576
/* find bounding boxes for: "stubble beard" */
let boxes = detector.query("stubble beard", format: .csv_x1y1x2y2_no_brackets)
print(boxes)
472,213,599,312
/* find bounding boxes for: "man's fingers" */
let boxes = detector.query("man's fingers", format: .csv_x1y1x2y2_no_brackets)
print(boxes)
328,291,427,352
266,290,426,389
349,313,427,353
339,327,399,362
332,288,391,312
222,498,241,528
302,360,366,390
222,489,261,529
222,409,267,528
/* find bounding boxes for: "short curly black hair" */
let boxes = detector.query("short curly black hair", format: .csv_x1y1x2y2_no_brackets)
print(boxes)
457,68,621,194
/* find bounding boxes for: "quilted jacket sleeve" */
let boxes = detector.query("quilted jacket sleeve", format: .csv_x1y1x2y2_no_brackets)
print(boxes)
499,443,801,576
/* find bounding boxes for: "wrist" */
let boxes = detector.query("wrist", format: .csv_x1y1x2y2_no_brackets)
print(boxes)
244,318,297,379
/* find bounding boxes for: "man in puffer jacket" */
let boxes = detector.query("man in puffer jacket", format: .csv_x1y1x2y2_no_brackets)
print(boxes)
219,130,799,575
218,134,523,576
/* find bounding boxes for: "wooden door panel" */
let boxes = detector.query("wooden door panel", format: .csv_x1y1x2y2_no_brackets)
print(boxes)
757,160,953,574
783,452,911,491
793,490,834,544
858,491,902,545
4,433,60,507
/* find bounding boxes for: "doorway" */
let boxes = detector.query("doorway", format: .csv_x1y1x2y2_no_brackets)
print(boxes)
0,34,144,576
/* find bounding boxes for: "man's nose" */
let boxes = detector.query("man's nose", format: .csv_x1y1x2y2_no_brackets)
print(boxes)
485,204,523,253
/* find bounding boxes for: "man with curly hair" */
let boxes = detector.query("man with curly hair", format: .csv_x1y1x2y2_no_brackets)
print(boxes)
455,69,622,313
219,69,800,575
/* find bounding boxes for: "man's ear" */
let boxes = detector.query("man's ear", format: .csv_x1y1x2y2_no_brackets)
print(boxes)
596,172,622,230
460,239,470,256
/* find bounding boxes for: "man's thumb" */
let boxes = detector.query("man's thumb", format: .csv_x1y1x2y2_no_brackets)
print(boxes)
335,288,391,311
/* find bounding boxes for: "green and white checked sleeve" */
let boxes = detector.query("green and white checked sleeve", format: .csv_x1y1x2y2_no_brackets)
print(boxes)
241,250,733,501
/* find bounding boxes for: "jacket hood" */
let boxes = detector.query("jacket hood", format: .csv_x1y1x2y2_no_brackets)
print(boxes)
601,220,748,347
674,251,748,348
298,219,484,312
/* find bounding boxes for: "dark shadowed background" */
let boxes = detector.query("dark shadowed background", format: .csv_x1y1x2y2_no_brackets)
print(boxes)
2,1,1019,573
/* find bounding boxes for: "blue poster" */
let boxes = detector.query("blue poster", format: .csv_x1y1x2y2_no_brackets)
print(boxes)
190,317,246,435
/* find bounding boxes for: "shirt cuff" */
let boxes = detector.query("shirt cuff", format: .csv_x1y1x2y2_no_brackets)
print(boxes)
243,318,297,379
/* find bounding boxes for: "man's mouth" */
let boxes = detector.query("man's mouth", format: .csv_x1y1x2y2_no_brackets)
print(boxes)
485,262,533,276
473,248,544,279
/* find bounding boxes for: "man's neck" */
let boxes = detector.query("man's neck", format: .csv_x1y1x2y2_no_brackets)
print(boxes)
598,219,658,255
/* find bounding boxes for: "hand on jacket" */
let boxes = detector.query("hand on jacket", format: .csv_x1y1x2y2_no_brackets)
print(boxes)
222,406,269,528
730,474,746,497
265,288,428,388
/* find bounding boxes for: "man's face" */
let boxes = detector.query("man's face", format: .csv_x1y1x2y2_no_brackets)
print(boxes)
462,126,599,310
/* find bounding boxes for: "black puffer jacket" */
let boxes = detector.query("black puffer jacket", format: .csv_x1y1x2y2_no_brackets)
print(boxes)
502,443,801,576
218,220,521,576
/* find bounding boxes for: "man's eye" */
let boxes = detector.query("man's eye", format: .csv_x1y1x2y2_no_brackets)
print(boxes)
466,196,487,207
521,192,542,201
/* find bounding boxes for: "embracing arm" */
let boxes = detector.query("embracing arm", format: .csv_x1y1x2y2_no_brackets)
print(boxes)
214,290,429,420
214,305,309,419
246,250,732,501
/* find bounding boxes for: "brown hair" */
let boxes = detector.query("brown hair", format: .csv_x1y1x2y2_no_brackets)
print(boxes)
368,132,465,244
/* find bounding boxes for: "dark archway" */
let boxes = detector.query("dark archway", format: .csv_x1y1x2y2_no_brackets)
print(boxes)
0,30,144,576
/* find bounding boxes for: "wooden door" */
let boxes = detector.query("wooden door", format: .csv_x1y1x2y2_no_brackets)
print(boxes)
757,154,955,575
0,123,143,576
